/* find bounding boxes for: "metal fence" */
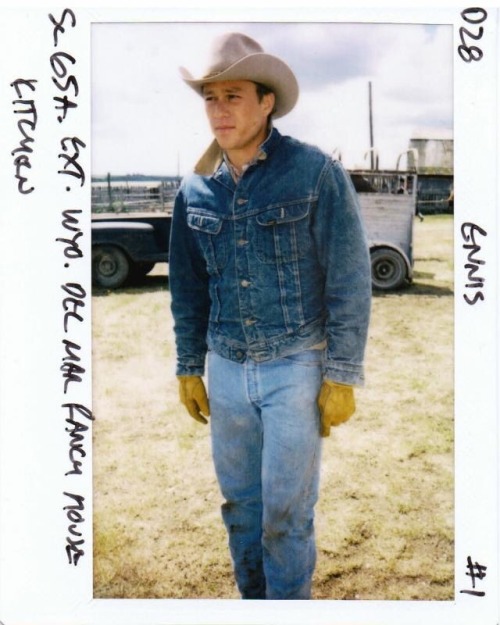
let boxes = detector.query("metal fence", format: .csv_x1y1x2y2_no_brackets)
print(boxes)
416,175,454,214
91,180,179,213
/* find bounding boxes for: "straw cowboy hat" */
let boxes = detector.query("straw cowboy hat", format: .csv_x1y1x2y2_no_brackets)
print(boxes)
180,32,299,118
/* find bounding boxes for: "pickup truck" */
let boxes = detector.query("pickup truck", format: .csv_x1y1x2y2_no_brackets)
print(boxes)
91,169,416,291
92,211,172,288
91,179,175,288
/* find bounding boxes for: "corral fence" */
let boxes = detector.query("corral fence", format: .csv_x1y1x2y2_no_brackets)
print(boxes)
91,173,453,216
92,180,180,213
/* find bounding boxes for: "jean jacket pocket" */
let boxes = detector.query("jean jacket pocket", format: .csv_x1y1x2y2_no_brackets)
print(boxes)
187,207,228,272
255,201,311,264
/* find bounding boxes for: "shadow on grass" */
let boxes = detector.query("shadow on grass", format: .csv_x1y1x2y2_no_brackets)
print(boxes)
92,274,170,297
373,281,454,298
94,275,453,298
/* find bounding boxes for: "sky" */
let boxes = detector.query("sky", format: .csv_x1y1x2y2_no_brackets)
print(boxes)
91,20,453,177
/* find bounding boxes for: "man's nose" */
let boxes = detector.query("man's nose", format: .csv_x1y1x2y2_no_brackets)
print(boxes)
212,101,229,117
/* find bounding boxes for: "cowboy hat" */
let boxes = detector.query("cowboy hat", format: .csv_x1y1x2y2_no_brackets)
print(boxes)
180,32,299,118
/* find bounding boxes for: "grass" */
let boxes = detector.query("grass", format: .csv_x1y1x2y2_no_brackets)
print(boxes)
92,214,454,600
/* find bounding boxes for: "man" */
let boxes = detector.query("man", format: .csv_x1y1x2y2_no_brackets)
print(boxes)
169,32,371,600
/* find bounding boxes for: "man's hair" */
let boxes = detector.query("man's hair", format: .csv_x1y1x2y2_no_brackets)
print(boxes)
201,81,277,118
254,82,277,117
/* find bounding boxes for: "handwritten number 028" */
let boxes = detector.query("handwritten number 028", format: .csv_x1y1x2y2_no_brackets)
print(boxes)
458,7,488,63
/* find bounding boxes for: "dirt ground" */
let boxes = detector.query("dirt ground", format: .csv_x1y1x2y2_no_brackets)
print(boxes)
92,214,454,600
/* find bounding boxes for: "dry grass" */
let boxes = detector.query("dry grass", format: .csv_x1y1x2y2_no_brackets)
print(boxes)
92,214,454,600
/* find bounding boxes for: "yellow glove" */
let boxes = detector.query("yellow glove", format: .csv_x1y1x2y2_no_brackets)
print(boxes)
318,380,355,437
178,375,210,424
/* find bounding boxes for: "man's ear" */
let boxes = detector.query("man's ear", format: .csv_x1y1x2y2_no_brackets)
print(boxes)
262,92,276,116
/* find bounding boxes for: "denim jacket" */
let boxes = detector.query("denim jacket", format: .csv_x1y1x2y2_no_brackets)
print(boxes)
169,128,371,385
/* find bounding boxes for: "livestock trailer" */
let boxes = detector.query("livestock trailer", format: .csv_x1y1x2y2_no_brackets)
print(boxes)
349,169,417,291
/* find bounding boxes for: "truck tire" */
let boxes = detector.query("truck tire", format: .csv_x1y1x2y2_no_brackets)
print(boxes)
370,248,407,291
92,245,130,288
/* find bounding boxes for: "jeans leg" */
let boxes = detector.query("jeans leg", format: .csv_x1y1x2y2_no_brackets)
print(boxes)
208,352,266,599
208,349,323,600
259,350,323,600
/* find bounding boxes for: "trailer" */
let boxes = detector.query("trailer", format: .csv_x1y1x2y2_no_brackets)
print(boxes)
349,169,416,291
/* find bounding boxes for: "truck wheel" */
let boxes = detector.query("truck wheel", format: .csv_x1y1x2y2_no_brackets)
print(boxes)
370,248,407,291
92,245,130,288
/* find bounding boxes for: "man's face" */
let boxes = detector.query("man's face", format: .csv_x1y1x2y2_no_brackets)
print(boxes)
202,80,275,167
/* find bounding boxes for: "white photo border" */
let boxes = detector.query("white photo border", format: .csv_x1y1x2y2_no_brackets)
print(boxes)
0,5,498,625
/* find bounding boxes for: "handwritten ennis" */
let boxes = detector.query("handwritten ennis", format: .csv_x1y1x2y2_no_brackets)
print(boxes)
461,222,487,305
10,78,38,194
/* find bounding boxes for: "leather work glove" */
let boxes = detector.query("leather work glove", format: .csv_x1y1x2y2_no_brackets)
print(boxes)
317,380,356,437
177,375,210,424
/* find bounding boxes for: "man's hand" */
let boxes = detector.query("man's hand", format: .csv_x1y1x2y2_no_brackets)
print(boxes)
178,375,210,424
317,380,355,437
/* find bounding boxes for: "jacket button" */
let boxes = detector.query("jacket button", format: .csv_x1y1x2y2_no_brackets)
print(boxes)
236,198,248,205
241,280,251,287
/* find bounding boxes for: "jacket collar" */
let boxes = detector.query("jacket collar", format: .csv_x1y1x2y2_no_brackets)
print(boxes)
194,126,281,177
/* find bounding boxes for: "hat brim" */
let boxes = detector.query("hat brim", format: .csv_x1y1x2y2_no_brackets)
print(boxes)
180,53,299,119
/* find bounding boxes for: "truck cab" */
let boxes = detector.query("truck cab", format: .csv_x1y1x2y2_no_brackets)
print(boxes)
91,211,172,288
91,179,176,288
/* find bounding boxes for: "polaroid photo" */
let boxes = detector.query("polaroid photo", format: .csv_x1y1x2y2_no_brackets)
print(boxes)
0,4,498,625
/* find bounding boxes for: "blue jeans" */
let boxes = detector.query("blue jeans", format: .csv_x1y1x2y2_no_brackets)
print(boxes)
208,349,323,599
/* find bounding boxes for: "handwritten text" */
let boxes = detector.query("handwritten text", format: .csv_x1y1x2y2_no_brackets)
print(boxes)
458,7,488,63
10,78,38,194
461,222,487,305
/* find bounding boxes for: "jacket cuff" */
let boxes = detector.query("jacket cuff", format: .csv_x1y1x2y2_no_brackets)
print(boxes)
324,362,365,386
176,362,206,377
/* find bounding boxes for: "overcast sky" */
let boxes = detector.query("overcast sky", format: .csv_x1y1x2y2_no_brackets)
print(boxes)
91,21,453,177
